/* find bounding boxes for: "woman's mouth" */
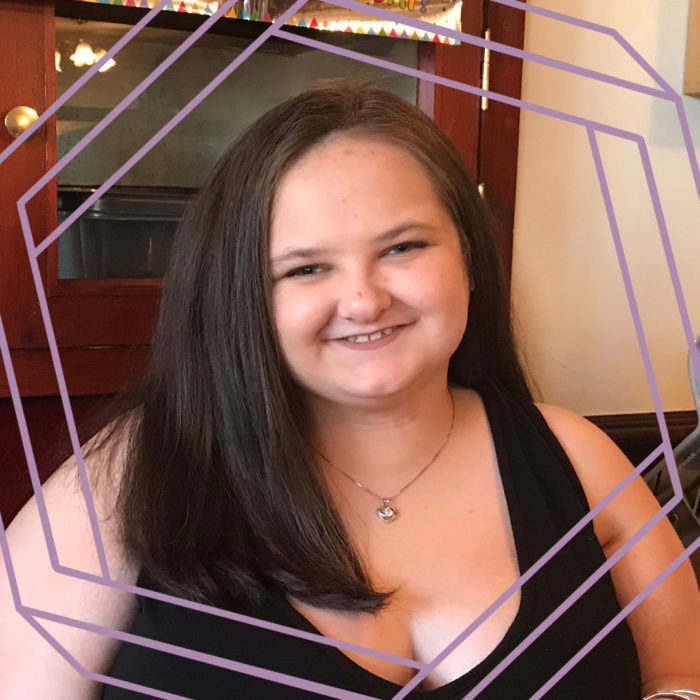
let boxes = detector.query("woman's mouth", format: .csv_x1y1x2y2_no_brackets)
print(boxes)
333,325,407,350
343,326,397,343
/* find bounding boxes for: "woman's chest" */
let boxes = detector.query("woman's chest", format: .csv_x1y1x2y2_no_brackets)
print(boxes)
289,458,523,690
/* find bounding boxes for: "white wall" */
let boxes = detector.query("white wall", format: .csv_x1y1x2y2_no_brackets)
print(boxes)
512,0,700,416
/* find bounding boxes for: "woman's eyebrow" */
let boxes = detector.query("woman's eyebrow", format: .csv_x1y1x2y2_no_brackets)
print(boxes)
269,221,433,265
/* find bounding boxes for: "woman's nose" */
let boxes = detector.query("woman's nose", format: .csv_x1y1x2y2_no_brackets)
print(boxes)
336,269,391,323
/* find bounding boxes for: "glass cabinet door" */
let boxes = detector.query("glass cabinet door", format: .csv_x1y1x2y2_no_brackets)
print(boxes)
55,12,419,279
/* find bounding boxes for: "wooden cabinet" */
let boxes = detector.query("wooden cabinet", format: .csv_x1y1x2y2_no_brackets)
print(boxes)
0,0,524,398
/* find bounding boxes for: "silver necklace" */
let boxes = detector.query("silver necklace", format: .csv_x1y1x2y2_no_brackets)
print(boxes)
315,389,456,524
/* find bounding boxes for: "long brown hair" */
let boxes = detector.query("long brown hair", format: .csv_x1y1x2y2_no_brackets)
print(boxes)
93,78,532,612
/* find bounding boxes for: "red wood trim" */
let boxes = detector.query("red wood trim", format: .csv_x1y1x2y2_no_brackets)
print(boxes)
478,0,526,285
0,345,150,397
50,295,160,346
0,0,56,348
47,277,162,297
587,410,698,467
431,1,483,175
41,0,58,299
587,410,698,446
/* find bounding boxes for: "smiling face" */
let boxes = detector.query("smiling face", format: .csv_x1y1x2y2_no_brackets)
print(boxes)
268,134,470,409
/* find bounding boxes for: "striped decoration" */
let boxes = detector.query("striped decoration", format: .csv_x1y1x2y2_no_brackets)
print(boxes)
68,0,460,44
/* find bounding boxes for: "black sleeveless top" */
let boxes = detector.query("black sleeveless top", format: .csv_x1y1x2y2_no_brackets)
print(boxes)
102,390,642,699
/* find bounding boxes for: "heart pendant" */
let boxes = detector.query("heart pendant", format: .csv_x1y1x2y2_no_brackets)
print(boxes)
376,499,398,524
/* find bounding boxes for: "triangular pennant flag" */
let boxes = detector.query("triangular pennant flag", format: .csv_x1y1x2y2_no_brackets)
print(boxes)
400,29,409,39
410,30,420,40
323,19,329,27
140,0,151,8
432,33,441,42
309,17,318,28
389,27,398,37
262,11,271,21
125,0,137,7
378,26,388,37
178,1,188,11
366,26,376,35
112,0,125,6
443,35,450,43
421,32,431,41
344,25,353,32
297,17,307,27
250,10,259,20
355,25,365,34
240,8,248,19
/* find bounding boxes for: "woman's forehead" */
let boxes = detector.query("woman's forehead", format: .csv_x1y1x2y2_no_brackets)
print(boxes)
268,136,451,252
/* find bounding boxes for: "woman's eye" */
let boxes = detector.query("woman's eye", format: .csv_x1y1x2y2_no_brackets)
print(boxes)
286,264,324,278
387,241,427,255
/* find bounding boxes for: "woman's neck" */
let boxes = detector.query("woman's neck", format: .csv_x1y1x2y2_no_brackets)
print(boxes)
306,380,457,496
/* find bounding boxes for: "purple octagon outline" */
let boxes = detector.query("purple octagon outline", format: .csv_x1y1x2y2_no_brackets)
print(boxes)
0,0,698,697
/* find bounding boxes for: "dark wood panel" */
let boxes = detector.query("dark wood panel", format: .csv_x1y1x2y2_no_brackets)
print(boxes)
432,0,483,175
0,345,150,397
478,0,526,285
49,294,160,346
0,393,109,525
587,410,698,467
0,0,55,349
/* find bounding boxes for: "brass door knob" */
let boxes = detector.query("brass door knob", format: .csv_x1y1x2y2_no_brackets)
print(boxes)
4,106,39,139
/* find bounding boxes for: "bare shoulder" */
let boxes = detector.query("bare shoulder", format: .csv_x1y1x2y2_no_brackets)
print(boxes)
1,413,140,698
532,403,700,690
532,401,653,547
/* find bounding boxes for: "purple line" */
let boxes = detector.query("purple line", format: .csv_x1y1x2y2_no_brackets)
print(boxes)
634,137,700,425
14,0,310,603
530,534,700,699
321,0,668,101
16,203,113,579
492,0,700,197
88,672,190,700
388,445,664,699
25,0,240,248
5,0,696,696
0,0,172,168
22,613,188,700
586,127,679,487
24,606,378,700
673,98,700,199
462,499,679,699
492,0,674,94
5,519,424,671
0,305,90,577
274,29,644,143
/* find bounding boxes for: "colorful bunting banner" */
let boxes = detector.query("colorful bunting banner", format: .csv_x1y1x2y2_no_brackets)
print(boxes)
68,0,461,44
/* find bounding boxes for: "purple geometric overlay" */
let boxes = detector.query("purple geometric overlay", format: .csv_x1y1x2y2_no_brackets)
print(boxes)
0,0,698,697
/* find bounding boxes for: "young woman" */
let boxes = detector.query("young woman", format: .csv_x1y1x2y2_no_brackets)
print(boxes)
2,80,699,699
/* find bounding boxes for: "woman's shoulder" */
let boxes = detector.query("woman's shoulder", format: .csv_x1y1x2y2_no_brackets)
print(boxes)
532,401,661,550
1,414,140,696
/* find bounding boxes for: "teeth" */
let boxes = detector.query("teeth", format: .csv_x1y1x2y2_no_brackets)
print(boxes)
345,327,395,343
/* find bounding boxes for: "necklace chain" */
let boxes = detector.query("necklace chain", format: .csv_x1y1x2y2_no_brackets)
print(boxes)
314,389,456,523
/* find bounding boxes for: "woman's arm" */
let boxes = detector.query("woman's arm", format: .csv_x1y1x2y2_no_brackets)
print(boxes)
0,424,139,699
537,403,700,695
